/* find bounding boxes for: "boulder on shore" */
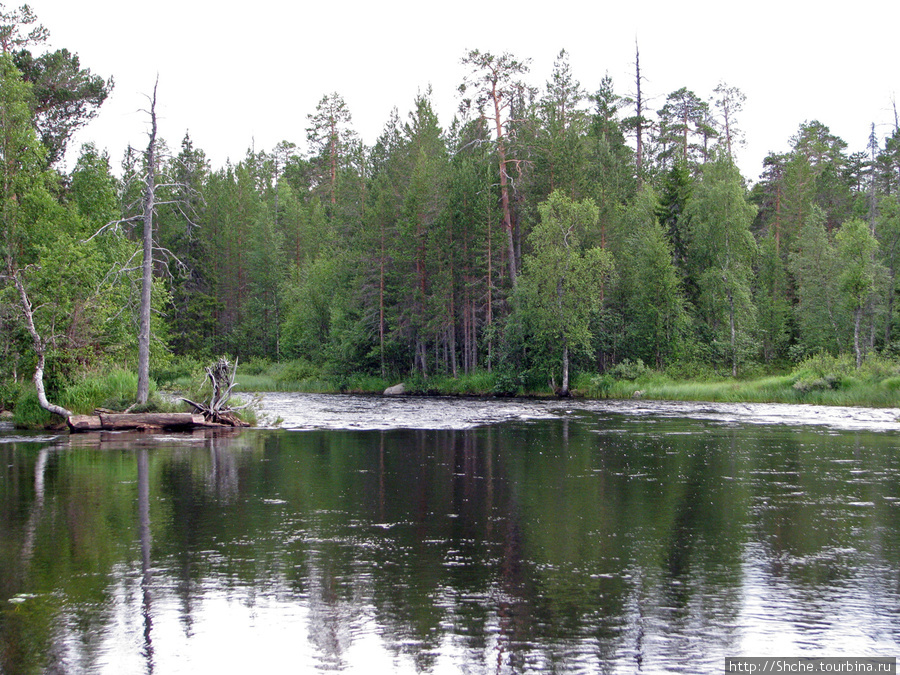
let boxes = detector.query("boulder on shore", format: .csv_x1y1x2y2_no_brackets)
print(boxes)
384,383,406,396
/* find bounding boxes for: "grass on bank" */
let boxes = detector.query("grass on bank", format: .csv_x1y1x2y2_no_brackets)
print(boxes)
212,353,900,408
9,352,900,428
578,354,900,408
10,363,261,429
10,368,183,428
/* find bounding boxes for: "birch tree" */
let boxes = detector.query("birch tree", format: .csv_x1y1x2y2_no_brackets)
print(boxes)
687,153,757,376
0,52,70,416
518,191,612,395
835,218,880,368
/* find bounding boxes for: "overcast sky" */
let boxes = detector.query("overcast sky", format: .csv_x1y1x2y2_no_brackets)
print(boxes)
31,0,900,183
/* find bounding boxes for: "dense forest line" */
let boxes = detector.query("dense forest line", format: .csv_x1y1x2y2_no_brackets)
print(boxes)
3,5,900,416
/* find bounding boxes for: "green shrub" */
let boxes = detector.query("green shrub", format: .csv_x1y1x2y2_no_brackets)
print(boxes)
605,358,652,381
858,354,900,381
492,370,523,396
151,356,204,386
881,376,900,391
792,375,841,394
586,373,615,398
664,359,721,382
0,379,25,412
12,389,54,428
240,358,272,376
792,353,855,379
271,359,324,385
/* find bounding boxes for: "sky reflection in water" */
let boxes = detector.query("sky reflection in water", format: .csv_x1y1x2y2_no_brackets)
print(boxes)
1,395,898,674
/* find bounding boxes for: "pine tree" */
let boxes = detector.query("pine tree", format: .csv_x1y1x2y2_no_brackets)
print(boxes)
754,235,790,363
620,188,688,368
789,206,845,355
460,49,530,287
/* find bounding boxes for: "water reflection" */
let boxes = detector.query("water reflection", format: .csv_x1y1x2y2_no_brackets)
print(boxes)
0,405,898,673
138,448,153,673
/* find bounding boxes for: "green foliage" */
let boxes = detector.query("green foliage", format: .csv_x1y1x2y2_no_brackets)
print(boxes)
0,378,24,411
836,219,880,311
70,143,119,226
607,358,651,381
270,359,325,385
687,153,758,375
754,234,791,364
491,369,525,396
12,47,111,166
11,367,188,426
12,388,53,427
4,37,900,405
516,191,613,389
151,355,205,386
240,358,273,376
61,369,182,414
60,368,138,412
281,251,350,364
790,207,845,356
618,188,689,368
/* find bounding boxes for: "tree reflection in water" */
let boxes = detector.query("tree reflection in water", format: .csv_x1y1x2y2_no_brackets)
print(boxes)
0,406,899,674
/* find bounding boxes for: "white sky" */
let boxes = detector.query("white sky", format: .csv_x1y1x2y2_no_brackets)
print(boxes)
30,0,900,183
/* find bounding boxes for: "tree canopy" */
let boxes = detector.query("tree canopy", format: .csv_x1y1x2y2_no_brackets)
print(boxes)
4,9,900,417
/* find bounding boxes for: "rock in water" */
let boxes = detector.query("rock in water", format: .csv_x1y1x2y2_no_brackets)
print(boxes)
384,383,406,395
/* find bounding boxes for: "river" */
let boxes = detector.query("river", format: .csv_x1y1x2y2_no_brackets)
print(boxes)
1,394,898,673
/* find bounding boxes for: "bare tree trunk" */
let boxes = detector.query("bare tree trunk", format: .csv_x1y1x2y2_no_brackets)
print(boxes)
379,219,386,378
14,271,71,418
330,116,337,205
728,286,737,377
634,40,644,182
886,267,896,348
561,341,570,397
137,80,159,405
486,203,493,371
491,87,518,287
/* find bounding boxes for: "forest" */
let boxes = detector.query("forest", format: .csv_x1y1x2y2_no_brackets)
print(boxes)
3,5,900,423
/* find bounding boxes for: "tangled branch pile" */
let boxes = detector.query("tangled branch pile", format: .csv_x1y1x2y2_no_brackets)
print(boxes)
181,357,251,427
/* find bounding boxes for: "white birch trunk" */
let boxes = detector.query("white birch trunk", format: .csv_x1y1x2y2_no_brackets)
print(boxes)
14,272,72,418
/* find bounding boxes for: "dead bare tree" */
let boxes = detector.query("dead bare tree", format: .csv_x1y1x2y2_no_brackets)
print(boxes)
180,357,251,426
84,78,200,406
136,79,158,404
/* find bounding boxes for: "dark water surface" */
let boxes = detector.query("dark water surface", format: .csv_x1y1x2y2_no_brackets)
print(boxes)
1,395,899,673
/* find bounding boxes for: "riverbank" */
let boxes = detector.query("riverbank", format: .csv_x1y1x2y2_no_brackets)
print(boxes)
200,353,900,409
7,353,900,430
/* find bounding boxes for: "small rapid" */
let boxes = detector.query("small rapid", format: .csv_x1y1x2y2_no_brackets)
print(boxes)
259,392,900,433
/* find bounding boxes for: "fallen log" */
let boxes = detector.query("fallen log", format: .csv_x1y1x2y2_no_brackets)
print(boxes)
180,398,250,427
68,415,104,432
67,412,216,433
100,412,201,430
178,357,251,427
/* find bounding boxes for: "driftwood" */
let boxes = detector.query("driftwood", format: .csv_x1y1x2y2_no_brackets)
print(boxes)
180,357,251,427
67,358,252,433
68,412,212,433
